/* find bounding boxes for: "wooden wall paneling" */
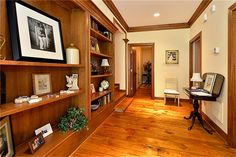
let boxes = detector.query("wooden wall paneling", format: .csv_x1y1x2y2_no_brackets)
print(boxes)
0,0,11,59
11,98,72,146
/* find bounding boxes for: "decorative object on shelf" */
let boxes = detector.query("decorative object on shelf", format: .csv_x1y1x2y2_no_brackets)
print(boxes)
66,74,79,91
7,0,66,63
59,90,75,94
165,50,179,64
66,43,80,64
100,80,109,90
191,73,203,89
91,57,98,75
0,116,14,157
0,70,6,104
90,37,100,53
58,107,88,132
90,84,96,94
203,73,217,93
91,100,100,111
28,132,45,154
143,61,152,84
14,96,30,104
101,59,110,74
32,73,52,95
35,123,53,138
0,35,6,60
91,20,98,31
28,97,42,104
99,87,103,92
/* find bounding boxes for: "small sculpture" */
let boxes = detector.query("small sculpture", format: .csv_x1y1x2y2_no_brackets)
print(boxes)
66,74,79,91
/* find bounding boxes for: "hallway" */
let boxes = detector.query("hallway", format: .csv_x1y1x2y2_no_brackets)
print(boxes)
72,87,236,156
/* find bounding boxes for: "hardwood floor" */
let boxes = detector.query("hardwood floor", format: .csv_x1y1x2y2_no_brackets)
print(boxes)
72,87,236,157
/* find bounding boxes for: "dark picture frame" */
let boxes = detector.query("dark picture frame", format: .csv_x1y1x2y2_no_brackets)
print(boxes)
165,50,179,64
28,133,45,154
7,0,66,63
0,116,14,157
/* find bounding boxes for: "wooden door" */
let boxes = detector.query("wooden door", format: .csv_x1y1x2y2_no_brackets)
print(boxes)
129,49,136,97
228,3,236,147
189,32,202,88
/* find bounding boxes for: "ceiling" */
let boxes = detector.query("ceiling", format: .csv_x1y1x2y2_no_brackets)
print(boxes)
112,0,202,27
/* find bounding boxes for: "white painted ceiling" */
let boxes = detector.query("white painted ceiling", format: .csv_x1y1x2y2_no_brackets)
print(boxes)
112,0,202,27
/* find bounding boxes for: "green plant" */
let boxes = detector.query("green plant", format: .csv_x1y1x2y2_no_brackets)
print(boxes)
58,107,88,132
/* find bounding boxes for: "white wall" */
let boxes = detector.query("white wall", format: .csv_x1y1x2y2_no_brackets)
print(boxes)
128,29,190,99
190,0,236,133
114,31,126,90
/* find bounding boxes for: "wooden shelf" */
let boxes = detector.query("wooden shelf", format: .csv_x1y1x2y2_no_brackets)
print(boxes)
90,51,112,58
0,90,83,117
15,128,74,156
90,28,112,42
0,60,84,68
91,90,112,101
91,74,112,78
91,102,112,119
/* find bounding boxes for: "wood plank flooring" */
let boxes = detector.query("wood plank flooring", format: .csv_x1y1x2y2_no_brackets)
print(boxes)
72,87,236,157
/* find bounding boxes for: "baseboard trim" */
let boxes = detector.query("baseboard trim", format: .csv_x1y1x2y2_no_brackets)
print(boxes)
154,97,189,102
201,112,228,143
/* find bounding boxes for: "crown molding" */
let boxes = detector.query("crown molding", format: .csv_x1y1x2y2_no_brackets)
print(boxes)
128,23,190,32
188,0,212,26
102,0,129,31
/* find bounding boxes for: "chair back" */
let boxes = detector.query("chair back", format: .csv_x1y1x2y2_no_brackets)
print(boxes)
165,78,178,91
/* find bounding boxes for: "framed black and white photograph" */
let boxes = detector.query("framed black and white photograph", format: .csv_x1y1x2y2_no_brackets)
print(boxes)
0,116,14,157
165,50,179,64
32,73,52,96
7,0,66,63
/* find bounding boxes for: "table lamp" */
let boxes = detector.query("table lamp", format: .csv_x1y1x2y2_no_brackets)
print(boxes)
101,59,110,74
191,73,202,89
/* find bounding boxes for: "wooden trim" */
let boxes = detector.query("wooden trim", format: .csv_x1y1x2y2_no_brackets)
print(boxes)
228,2,236,147
103,0,129,31
75,0,117,33
188,0,212,26
201,112,228,143
128,43,155,99
154,97,189,102
128,23,189,32
189,32,202,88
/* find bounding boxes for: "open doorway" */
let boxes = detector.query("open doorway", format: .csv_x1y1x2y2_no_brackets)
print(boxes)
128,43,154,98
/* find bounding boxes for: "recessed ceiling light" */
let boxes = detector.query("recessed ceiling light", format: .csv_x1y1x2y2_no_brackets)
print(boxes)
154,12,160,17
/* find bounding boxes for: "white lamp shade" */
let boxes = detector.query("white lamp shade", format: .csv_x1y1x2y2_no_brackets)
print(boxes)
191,73,203,82
101,59,110,67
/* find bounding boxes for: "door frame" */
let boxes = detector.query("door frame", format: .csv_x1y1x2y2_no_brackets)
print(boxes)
189,32,202,88
128,43,155,98
228,3,236,147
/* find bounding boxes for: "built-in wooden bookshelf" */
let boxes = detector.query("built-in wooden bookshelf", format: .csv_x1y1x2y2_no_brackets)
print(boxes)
0,0,117,156
89,17,115,120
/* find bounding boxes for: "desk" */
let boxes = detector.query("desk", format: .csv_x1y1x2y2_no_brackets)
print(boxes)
183,88,217,134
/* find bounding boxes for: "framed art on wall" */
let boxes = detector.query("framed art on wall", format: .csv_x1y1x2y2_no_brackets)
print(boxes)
165,50,179,64
0,116,14,157
7,0,66,63
32,73,52,95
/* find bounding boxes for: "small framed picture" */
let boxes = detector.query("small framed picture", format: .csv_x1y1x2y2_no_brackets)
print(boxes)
165,50,179,64
28,132,45,154
0,116,14,157
32,73,52,95
90,84,96,94
204,74,216,93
